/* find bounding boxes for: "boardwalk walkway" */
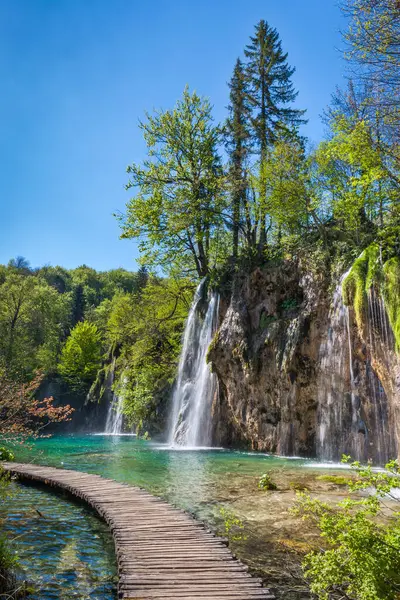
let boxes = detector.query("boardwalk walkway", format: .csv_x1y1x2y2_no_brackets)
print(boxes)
3,462,273,600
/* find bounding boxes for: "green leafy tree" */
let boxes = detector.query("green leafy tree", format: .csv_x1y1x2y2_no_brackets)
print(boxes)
292,457,400,600
0,273,71,377
58,321,102,389
121,87,225,277
107,277,193,431
341,0,400,121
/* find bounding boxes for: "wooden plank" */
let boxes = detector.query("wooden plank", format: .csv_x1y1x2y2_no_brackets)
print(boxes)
3,462,273,600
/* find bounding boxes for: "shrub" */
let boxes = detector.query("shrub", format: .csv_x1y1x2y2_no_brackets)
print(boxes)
292,456,400,600
219,507,247,542
258,473,277,490
0,448,14,461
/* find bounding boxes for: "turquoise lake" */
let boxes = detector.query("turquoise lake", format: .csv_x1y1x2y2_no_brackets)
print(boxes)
4,434,338,598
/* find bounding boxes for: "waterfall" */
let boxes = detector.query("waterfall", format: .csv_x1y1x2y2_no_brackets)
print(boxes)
105,392,124,435
316,271,396,463
168,280,219,447
105,369,126,435
365,288,396,462
316,274,355,460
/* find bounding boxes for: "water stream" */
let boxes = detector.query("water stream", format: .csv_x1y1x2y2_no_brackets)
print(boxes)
168,280,219,447
105,392,124,435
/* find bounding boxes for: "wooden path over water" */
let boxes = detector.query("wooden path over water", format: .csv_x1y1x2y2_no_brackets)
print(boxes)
3,462,273,600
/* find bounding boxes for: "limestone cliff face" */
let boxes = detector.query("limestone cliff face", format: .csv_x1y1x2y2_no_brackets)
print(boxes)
209,263,326,456
208,262,399,463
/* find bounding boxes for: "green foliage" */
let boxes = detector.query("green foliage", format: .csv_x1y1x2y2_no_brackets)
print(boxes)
0,272,72,378
316,474,354,486
109,277,193,430
383,257,400,351
343,245,400,350
280,298,299,312
121,87,225,278
292,456,400,600
0,534,17,572
58,321,102,389
342,244,380,330
219,507,247,542
258,473,277,490
0,448,14,461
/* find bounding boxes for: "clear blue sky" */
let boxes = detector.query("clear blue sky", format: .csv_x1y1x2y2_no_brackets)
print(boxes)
0,0,346,272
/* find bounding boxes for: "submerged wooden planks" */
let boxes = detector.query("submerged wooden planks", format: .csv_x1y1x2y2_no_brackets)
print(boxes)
3,462,273,600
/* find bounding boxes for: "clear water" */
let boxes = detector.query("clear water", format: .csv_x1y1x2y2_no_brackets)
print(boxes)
12,435,317,523
5,434,340,598
0,481,117,599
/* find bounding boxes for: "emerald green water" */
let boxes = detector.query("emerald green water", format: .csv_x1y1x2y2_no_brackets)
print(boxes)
12,434,317,522
6,434,335,598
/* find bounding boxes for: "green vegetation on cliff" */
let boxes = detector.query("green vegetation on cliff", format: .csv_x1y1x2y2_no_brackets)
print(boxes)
343,245,400,351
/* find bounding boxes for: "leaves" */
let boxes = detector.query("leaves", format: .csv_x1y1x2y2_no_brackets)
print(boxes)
292,457,400,600
58,322,102,390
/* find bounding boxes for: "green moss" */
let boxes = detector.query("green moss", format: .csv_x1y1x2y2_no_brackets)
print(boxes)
316,474,354,486
342,244,400,352
383,257,400,351
206,329,220,364
342,244,381,332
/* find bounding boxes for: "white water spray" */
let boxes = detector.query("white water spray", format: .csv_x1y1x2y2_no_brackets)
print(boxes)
105,370,127,435
105,393,124,435
168,280,219,447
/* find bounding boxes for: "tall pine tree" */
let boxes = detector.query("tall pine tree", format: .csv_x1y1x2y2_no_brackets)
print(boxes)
226,59,251,263
244,20,306,252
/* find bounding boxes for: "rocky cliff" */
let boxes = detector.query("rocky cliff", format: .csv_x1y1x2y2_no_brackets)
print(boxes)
208,261,399,463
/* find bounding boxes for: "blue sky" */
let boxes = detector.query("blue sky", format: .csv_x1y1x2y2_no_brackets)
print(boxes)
0,0,346,272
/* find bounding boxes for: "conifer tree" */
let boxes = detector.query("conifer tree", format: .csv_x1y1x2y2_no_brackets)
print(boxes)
226,59,251,263
244,20,306,252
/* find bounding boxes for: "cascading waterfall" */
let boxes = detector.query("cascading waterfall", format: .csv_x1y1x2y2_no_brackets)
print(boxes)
168,280,219,447
317,271,396,463
316,273,358,460
105,392,124,435
365,288,396,462
105,368,126,435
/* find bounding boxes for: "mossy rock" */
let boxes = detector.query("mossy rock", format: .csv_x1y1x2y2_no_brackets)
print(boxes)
342,245,400,351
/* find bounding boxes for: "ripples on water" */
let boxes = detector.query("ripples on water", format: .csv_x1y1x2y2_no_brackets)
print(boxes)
5,434,345,598
0,482,117,599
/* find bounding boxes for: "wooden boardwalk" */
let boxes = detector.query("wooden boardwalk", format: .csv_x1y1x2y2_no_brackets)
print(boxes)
3,462,273,600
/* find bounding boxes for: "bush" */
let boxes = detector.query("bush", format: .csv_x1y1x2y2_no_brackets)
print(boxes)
292,456,400,600
219,507,247,542
0,447,14,461
258,473,277,490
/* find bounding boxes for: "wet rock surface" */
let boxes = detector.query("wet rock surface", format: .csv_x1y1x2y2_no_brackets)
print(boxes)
209,262,399,463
